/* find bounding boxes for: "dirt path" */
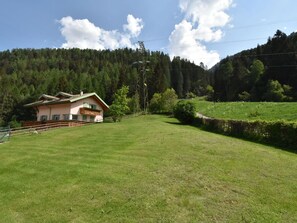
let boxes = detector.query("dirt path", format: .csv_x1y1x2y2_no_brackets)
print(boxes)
196,112,211,119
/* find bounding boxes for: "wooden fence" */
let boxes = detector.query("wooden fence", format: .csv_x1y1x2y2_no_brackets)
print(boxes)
10,121,92,136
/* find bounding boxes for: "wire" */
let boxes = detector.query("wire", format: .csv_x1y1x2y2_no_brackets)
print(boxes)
227,18,297,30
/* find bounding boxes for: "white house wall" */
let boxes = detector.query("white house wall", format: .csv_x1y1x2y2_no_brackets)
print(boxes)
70,97,104,122
37,103,71,121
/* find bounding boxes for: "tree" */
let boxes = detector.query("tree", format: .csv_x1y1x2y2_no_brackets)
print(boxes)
238,91,251,101
205,85,214,101
173,101,196,124
149,93,162,113
250,59,265,84
262,80,285,102
109,86,130,122
128,92,141,114
149,88,178,114
161,88,178,113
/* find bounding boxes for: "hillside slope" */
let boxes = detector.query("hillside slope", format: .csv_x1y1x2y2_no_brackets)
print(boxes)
212,30,297,102
1,115,296,222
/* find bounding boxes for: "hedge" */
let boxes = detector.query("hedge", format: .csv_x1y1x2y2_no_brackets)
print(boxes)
194,117,297,152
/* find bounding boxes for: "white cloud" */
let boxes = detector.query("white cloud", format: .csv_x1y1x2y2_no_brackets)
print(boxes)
59,15,143,50
123,14,144,37
169,20,220,68
169,0,233,67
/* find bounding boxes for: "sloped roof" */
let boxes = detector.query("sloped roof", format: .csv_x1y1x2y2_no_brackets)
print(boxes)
39,94,59,100
55,92,74,98
24,92,109,111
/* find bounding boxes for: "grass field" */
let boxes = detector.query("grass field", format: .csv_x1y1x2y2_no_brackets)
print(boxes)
1,115,297,222
192,100,297,122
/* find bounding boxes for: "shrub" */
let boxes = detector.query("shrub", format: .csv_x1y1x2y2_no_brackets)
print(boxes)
149,88,178,114
195,116,297,152
173,101,196,124
185,92,196,99
149,93,163,113
109,86,130,122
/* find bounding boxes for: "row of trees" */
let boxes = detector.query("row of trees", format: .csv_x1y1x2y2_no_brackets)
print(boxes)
0,48,209,125
212,30,297,102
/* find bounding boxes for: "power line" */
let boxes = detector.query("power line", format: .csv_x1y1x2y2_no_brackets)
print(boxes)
140,18,297,53
227,18,297,30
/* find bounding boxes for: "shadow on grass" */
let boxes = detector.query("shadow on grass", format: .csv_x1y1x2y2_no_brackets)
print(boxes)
165,121,185,126
163,116,297,154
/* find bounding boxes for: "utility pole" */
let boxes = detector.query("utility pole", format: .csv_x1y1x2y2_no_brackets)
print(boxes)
134,41,149,113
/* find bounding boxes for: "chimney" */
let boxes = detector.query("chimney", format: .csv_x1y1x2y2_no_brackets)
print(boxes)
80,90,83,96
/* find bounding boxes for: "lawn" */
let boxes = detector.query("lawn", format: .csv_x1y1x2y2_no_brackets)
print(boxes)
0,115,297,222
192,99,297,122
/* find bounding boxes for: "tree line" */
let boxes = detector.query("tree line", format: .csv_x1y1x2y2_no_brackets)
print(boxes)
212,30,297,102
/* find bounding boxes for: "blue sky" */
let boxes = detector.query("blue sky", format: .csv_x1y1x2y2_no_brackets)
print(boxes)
1,0,297,67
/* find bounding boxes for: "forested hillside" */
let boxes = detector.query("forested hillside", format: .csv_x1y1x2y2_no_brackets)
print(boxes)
212,30,297,102
1,30,297,125
0,48,209,125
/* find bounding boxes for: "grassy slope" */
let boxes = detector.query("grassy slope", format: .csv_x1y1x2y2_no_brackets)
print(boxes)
192,100,297,121
0,115,297,222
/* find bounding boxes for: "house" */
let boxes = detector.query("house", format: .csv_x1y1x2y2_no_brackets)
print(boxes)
24,92,109,123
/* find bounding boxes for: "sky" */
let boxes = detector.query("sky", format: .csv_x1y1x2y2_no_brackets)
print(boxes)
1,0,297,68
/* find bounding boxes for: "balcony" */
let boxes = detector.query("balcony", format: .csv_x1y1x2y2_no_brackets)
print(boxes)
79,107,101,116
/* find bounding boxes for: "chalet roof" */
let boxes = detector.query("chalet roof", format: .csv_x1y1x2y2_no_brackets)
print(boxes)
39,94,59,100
24,92,109,111
55,92,74,98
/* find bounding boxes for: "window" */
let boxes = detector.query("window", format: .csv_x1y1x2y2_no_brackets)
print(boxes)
90,116,95,122
63,114,70,120
90,104,97,110
40,115,48,121
82,115,87,122
72,115,78,121
83,102,90,108
52,114,60,121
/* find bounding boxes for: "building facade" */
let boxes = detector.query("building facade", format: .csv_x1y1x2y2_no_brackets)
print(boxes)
25,92,109,122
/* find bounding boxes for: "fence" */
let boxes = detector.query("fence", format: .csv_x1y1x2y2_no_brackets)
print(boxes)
10,121,91,136
0,126,11,143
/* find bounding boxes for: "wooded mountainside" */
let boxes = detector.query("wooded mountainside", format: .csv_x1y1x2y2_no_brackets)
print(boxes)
0,48,209,124
212,30,297,102
1,30,297,125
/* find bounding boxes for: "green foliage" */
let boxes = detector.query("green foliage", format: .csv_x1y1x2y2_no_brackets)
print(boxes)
173,101,196,124
263,80,285,102
250,59,264,83
161,88,178,113
8,115,21,128
205,85,214,101
196,116,297,151
127,92,141,114
185,92,196,99
0,48,209,124
108,86,130,122
238,91,251,101
149,88,178,113
149,93,163,113
212,30,297,102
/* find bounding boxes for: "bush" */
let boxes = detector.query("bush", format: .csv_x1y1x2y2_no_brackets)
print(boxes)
173,101,196,124
195,116,297,152
109,86,130,122
149,88,178,114
149,93,163,113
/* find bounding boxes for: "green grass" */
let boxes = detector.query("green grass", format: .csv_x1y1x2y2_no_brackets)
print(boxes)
1,115,297,222
192,99,297,121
